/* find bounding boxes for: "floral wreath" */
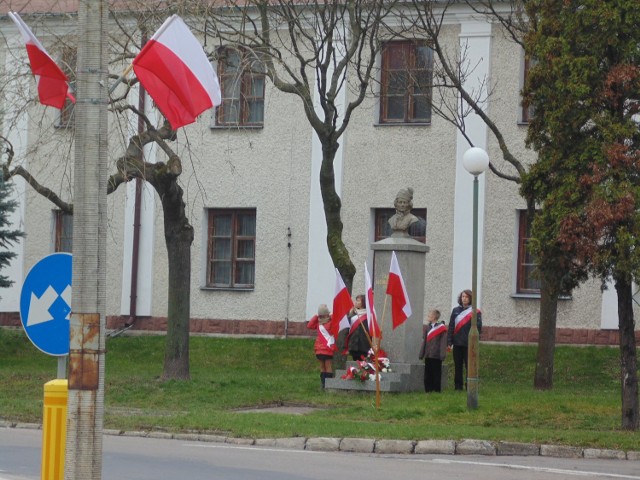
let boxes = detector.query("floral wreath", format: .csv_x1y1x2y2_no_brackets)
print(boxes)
341,348,392,382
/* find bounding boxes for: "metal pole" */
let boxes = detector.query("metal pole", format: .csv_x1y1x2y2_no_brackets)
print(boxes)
467,175,480,410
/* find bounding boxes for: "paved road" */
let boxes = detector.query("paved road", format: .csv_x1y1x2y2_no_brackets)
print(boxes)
1,428,639,480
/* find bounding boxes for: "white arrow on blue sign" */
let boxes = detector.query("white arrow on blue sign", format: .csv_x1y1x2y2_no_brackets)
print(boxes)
20,253,72,356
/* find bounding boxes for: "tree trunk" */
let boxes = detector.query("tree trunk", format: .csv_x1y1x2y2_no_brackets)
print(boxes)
153,171,193,381
534,271,560,390
614,277,639,430
319,140,356,290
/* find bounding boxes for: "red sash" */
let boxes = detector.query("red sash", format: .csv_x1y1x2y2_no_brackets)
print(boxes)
427,323,447,342
453,307,480,334
349,313,366,334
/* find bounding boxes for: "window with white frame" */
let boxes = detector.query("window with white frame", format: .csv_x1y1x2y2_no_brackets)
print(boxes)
215,47,265,127
206,209,256,288
516,209,540,293
379,41,433,124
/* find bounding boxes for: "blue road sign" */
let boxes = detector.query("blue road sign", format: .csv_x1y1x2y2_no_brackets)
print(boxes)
20,253,72,356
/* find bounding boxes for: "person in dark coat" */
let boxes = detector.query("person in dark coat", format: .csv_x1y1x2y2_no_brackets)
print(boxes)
347,294,370,361
419,309,447,392
447,289,482,391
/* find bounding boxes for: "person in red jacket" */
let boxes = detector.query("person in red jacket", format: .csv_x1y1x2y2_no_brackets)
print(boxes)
307,304,336,388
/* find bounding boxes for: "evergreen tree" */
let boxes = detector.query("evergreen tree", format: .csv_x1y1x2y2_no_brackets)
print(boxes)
523,0,640,430
0,172,23,291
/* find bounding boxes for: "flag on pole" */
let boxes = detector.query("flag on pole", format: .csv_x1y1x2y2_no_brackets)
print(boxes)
386,251,412,329
332,268,353,334
9,12,74,109
364,262,380,338
132,14,222,130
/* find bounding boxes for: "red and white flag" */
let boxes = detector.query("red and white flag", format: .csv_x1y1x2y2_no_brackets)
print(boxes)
364,262,380,339
9,12,74,109
332,268,353,334
132,15,222,130
386,251,412,329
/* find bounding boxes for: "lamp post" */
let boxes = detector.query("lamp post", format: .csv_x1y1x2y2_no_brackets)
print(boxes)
462,147,489,410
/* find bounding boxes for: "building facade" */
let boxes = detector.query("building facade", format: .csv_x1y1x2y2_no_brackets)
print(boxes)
0,3,633,344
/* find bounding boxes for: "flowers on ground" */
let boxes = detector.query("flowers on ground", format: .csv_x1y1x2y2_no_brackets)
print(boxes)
341,348,391,382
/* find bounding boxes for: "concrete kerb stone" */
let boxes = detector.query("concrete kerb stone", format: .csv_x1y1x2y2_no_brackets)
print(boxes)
415,440,456,455
540,444,583,458
339,438,375,453
147,431,174,440
456,439,497,456
497,441,540,456
274,437,307,450
584,448,626,460
374,439,416,454
226,437,255,446
172,433,201,441
627,451,640,461
305,437,341,452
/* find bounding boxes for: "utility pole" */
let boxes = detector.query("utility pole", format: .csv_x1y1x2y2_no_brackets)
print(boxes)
65,0,108,478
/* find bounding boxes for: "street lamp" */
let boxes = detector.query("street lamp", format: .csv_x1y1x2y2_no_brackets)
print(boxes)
462,147,489,410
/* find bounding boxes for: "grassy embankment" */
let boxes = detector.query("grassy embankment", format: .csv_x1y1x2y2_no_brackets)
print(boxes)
1,328,638,451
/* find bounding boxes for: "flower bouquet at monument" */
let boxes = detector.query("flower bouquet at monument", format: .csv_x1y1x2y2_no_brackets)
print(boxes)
341,348,391,382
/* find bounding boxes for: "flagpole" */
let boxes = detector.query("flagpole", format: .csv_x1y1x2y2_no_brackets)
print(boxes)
374,294,389,409
108,63,134,95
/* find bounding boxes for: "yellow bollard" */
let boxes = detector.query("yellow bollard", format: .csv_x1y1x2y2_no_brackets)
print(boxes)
41,379,67,480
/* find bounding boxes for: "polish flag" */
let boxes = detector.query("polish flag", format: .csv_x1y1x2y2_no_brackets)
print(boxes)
364,262,380,339
386,251,412,329
132,15,222,130
9,12,74,110
332,268,354,334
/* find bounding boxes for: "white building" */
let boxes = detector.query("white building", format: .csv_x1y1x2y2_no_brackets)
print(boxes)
0,2,626,344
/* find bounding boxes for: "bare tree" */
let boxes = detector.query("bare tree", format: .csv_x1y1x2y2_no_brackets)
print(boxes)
203,0,401,292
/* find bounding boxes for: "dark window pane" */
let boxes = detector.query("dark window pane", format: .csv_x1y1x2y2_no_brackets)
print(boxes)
214,238,231,259
213,215,232,236
386,96,405,120
213,262,231,285
236,239,255,259
235,262,255,285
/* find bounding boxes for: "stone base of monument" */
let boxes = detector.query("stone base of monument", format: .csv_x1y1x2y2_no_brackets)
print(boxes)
325,363,448,392
325,362,422,392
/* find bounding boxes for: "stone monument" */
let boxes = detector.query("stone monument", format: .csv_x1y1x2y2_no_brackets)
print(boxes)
327,187,429,392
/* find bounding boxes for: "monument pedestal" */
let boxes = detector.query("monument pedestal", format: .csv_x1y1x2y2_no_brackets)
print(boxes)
326,234,429,393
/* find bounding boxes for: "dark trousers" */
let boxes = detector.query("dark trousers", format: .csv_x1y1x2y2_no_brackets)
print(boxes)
424,358,443,392
452,345,468,390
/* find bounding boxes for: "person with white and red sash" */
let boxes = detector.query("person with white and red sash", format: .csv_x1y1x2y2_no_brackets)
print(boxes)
419,309,448,392
307,304,336,389
447,289,483,391
347,294,370,361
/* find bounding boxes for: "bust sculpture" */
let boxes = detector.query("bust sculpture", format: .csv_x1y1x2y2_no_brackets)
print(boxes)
388,187,419,235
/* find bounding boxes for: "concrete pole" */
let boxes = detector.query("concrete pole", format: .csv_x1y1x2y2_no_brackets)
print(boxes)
65,0,108,478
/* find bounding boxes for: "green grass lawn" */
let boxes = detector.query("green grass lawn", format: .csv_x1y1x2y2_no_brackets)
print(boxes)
1,328,638,451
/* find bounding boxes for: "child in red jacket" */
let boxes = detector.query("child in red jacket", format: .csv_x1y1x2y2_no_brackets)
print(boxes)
307,304,336,388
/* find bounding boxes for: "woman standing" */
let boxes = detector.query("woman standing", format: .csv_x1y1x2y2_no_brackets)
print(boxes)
447,290,482,391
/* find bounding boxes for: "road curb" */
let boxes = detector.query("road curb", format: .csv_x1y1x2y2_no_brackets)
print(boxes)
1,423,638,461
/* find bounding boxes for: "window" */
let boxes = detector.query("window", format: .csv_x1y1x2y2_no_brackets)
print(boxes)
53,210,73,252
206,209,256,288
57,46,76,128
516,209,540,293
374,208,427,243
521,56,536,123
216,48,265,126
379,41,433,124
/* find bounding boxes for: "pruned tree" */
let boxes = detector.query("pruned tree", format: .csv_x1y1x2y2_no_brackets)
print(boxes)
0,10,196,381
